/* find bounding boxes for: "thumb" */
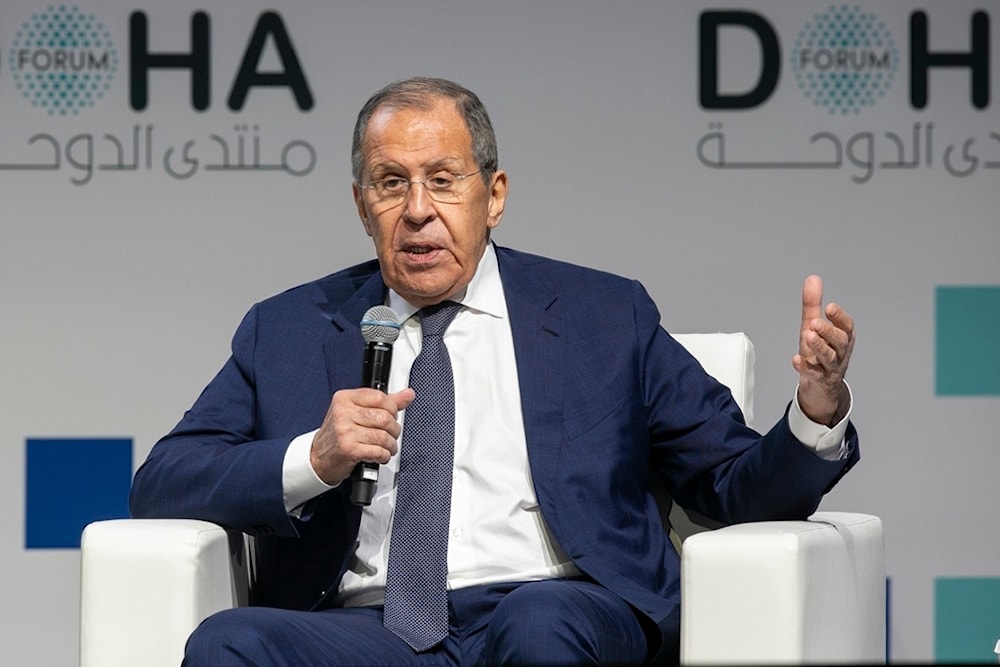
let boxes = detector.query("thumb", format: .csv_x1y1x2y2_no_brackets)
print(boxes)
801,274,824,331
392,388,416,411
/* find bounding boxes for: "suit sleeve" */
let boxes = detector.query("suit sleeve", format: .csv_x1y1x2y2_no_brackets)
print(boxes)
129,304,301,538
635,281,859,524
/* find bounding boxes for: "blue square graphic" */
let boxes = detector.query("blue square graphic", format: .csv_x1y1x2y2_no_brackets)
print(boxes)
25,438,132,549
935,577,1000,663
936,286,1000,396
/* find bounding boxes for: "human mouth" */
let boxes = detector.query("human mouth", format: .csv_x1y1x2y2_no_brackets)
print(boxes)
400,244,444,262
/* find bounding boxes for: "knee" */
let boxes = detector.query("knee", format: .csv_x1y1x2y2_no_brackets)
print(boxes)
490,582,580,634
484,582,596,664
183,608,271,666
482,580,647,666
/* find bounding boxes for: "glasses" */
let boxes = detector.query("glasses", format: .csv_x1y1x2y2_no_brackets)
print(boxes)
358,170,482,206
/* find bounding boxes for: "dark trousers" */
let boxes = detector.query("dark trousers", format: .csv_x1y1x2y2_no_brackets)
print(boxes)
183,578,649,666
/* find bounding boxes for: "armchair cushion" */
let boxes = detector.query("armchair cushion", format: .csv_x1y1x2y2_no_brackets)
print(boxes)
680,511,885,664
80,519,248,667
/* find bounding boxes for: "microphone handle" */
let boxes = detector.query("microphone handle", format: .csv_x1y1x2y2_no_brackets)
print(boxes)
350,341,393,505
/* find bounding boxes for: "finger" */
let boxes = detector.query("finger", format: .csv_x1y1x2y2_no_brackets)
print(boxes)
337,388,412,426
358,429,401,460
325,389,405,444
791,352,824,377
349,387,400,408
391,388,416,412
803,329,840,371
825,302,855,340
325,413,400,462
352,404,399,433
355,440,396,465
809,310,854,361
801,275,824,333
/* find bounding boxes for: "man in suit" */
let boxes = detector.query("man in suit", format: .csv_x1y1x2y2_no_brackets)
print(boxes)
130,77,858,666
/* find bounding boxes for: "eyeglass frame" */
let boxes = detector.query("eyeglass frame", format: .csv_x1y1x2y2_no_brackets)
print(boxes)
356,169,484,205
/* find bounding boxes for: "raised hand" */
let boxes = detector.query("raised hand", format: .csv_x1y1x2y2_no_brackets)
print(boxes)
792,275,855,426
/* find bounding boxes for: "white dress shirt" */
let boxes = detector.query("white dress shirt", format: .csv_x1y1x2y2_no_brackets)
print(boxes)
281,245,851,606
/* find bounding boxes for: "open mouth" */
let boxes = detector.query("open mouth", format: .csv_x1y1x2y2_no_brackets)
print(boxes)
400,245,445,264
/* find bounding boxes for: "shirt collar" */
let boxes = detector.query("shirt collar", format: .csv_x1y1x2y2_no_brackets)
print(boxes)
387,243,505,324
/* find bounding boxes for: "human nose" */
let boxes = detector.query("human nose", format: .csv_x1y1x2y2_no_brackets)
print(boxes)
402,180,436,224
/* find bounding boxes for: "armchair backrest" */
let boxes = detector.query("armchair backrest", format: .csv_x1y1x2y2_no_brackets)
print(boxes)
671,332,755,428
665,333,755,542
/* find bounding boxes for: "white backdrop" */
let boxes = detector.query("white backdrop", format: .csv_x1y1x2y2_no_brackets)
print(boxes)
2,1,999,663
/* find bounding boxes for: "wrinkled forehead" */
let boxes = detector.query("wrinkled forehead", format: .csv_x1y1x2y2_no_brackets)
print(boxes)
360,100,474,170
365,94,464,134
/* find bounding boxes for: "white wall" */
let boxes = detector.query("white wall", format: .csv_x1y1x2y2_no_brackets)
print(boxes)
2,1,998,663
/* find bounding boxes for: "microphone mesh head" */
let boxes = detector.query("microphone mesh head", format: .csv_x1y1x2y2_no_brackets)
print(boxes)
360,306,401,344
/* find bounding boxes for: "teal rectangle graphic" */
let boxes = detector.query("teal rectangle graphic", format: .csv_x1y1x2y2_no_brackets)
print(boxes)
936,286,1000,396
935,577,1000,663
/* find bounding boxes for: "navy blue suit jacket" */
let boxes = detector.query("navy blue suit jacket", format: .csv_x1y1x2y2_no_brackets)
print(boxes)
130,245,858,659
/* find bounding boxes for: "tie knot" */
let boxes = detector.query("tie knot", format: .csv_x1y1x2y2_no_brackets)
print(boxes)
418,301,461,339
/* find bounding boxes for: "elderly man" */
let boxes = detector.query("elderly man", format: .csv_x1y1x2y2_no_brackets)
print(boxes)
130,77,857,666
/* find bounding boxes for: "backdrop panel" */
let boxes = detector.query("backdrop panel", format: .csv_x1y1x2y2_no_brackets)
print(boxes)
2,1,998,663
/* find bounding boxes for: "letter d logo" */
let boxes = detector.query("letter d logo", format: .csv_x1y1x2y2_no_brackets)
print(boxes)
700,11,780,110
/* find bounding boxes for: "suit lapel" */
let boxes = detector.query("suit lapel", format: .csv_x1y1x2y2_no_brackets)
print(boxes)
319,270,387,393
496,248,565,504
304,267,387,607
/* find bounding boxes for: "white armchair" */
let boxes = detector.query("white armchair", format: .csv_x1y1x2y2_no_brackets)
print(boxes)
80,333,885,666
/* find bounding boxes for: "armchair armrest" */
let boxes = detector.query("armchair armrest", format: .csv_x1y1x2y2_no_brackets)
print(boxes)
680,511,885,665
81,513,885,666
80,519,251,667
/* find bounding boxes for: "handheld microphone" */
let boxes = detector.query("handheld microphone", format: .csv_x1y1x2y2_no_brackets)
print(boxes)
350,305,401,506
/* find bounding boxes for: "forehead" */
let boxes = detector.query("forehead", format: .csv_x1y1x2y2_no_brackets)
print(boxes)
361,98,473,171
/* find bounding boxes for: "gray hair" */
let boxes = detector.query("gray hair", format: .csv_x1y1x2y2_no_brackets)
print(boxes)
351,77,499,183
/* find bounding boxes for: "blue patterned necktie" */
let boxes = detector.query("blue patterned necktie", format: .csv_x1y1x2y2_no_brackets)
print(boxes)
383,301,461,651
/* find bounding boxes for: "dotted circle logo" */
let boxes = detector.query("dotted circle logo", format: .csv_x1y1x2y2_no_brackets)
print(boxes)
792,5,898,115
8,5,119,116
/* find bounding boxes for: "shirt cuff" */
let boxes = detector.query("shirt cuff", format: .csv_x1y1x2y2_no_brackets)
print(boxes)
788,381,853,461
282,428,336,515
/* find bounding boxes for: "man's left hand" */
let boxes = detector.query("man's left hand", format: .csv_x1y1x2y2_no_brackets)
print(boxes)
792,275,855,426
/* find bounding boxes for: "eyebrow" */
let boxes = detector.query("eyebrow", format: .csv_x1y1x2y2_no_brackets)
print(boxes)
368,156,467,178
